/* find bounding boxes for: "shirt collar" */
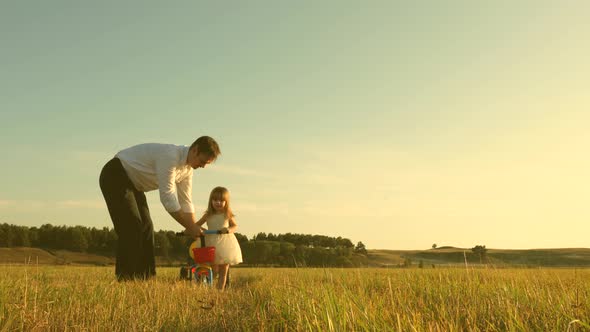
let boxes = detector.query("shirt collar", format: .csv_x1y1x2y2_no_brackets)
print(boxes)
179,145,190,168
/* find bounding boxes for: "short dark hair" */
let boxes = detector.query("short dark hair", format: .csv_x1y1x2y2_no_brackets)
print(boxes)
190,136,221,160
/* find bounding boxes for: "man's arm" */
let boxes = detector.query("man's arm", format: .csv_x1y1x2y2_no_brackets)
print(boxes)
168,210,201,237
157,165,184,213
176,176,194,215
155,157,199,236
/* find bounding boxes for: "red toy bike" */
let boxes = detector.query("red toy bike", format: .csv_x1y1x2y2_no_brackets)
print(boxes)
179,230,230,287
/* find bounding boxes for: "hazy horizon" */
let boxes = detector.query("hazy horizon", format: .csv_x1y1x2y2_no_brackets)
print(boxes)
1,2,589,250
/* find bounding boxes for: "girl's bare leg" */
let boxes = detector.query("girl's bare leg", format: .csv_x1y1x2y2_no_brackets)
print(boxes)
217,264,229,290
212,264,218,283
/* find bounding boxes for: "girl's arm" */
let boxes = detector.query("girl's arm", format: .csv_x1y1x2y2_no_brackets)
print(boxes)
227,216,238,233
183,214,207,236
195,214,208,230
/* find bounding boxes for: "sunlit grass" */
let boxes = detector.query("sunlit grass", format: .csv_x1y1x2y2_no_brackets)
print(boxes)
1,265,589,331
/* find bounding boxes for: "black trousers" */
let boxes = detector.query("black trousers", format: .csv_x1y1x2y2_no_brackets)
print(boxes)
99,158,156,280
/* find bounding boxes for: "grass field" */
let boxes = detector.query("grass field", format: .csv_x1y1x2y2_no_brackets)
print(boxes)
1,265,589,331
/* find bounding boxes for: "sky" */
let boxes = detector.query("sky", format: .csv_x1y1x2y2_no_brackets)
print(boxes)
1,1,588,250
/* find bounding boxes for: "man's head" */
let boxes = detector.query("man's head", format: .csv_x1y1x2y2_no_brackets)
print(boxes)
188,136,221,169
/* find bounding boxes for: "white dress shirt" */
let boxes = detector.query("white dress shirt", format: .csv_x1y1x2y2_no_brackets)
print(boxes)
115,143,195,213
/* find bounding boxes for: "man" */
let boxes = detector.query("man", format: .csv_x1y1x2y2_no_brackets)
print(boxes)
99,136,220,281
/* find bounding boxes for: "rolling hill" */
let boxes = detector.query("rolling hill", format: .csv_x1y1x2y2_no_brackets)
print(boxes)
369,247,590,267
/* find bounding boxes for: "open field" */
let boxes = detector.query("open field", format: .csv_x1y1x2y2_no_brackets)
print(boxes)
1,265,589,331
4,247,590,268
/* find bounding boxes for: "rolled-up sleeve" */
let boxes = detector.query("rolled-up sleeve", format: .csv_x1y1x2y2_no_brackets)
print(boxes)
156,162,182,213
177,176,195,213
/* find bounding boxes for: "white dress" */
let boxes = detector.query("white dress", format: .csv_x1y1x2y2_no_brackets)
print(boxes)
198,213,243,265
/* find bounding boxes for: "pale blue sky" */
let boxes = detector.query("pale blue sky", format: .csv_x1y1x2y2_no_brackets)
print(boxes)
1,1,589,249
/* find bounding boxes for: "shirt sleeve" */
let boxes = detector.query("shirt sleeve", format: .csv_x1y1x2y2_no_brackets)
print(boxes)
155,159,182,213
177,175,195,213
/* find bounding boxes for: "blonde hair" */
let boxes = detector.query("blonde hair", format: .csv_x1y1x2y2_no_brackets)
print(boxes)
204,186,235,218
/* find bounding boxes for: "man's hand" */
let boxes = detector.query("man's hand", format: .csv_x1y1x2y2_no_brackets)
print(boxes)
218,227,229,234
184,223,203,238
169,210,198,235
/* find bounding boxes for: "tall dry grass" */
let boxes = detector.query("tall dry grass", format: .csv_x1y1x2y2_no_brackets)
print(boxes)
1,265,589,331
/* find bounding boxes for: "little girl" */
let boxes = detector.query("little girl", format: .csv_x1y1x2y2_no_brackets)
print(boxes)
195,186,243,290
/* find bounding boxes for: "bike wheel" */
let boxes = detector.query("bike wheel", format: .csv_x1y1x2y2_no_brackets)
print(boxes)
194,273,208,286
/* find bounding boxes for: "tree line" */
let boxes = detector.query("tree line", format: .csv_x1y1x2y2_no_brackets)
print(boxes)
0,223,368,267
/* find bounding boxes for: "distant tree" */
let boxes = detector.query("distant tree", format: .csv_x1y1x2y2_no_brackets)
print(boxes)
38,224,57,249
0,224,12,247
354,241,367,255
294,244,307,266
418,260,424,268
279,241,295,265
88,227,108,254
336,237,354,248
307,247,330,267
165,231,188,258
334,256,353,267
155,232,171,258
432,243,437,249
471,245,488,263
240,241,256,264
254,232,267,241
0,224,367,267
335,246,353,258
66,227,88,252
28,227,40,247
252,240,280,265
13,226,31,247
234,233,248,246
105,228,118,255
317,235,336,248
